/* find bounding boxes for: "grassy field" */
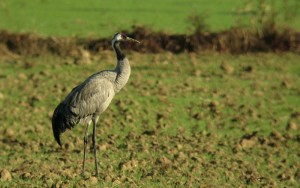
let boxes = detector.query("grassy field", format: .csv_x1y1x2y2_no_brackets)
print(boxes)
0,51,299,187
0,0,300,187
0,0,299,37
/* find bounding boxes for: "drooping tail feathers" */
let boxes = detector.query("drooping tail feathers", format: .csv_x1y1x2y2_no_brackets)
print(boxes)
52,102,77,147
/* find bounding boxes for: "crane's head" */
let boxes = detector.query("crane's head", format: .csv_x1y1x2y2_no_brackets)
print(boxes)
112,33,140,44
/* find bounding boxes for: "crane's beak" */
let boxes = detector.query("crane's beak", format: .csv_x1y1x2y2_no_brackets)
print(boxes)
126,37,140,44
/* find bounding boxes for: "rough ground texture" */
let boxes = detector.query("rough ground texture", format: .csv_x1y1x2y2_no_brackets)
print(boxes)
0,26,299,57
0,51,299,187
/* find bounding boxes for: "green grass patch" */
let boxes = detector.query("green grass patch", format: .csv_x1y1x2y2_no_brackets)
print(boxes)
0,0,299,37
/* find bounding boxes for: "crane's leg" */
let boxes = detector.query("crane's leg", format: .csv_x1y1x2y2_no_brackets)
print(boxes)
92,118,99,176
81,123,90,176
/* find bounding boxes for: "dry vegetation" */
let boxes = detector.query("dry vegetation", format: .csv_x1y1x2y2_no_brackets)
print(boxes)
0,24,299,59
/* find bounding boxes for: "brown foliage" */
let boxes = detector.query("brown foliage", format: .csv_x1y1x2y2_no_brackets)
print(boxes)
0,26,299,57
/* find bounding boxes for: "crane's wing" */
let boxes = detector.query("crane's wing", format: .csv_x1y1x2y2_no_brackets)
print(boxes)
52,76,115,146
67,77,115,118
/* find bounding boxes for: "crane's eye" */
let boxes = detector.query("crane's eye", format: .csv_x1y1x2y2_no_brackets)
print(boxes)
121,34,127,39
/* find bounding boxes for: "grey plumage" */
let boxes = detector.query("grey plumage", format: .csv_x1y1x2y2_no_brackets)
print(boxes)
52,33,140,176
52,59,130,144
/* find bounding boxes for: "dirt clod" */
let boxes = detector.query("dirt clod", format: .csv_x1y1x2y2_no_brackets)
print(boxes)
0,92,4,99
221,62,234,74
99,143,108,151
156,156,173,169
5,128,15,138
240,138,256,148
270,130,284,141
89,176,98,184
120,159,139,171
286,121,297,131
193,112,204,120
240,132,258,148
113,179,122,185
20,172,31,179
0,169,12,181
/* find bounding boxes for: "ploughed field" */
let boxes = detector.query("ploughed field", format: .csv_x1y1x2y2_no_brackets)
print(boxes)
0,51,299,187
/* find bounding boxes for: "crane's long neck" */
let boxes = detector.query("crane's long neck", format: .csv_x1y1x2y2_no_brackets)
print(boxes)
113,41,131,92
112,41,125,61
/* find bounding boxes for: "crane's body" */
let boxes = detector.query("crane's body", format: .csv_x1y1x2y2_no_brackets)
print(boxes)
52,58,130,142
52,33,139,176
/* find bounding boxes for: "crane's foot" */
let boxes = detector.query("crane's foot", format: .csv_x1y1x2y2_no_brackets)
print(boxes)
94,168,99,177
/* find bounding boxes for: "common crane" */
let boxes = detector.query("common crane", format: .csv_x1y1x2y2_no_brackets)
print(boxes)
52,33,140,176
